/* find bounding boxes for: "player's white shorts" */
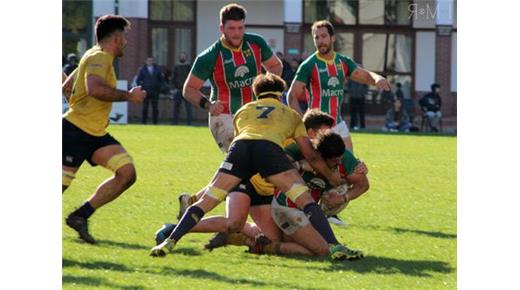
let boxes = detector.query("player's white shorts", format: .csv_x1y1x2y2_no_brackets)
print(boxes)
271,197,310,235
209,113,234,154
331,120,350,138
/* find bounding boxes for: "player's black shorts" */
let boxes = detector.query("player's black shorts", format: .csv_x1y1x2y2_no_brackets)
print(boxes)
219,139,295,180
231,180,273,207
62,118,120,167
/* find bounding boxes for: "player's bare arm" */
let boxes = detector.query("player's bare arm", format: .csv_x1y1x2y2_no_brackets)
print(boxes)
183,74,224,116
87,75,146,103
294,136,342,187
62,70,76,101
262,55,283,76
350,67,391,91
287,80,306,116
344,171,369,202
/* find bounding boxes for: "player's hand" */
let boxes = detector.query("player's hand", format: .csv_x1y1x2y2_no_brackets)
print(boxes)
209,100,225,116
128,86,147,103
353,161,368,175
375,76,391,91
322,191,345,209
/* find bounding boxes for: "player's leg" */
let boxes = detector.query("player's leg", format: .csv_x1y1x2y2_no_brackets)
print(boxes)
151,172,242,256
331,120,353,153
151,95,159,125
62,165,79,193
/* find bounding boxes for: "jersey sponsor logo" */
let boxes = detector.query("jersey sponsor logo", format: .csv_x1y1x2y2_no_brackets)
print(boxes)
228,77,253,89
234,65,250,78
327,77,340,87
65,156,74,163
321,88,344,97
308,177,327,190
224,59,234,65
318,68,328,73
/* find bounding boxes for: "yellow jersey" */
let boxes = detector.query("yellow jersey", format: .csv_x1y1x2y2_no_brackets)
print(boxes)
64,45,116,136
233,98,307,148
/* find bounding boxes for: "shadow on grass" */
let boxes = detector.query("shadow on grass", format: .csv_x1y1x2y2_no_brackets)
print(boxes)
96,239,150,250
62,274,145,289
249,255,454,277
157,267,324,290
327,255,454,277
358,225,457,240
390,227,457,239
171,247,203,256
63,258,132,272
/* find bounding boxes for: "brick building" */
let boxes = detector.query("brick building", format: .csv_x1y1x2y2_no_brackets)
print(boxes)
63,0,456,123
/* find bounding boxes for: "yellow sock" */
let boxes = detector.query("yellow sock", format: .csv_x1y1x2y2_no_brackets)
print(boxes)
226,233,249,246
262,242,282,255
188,194,198,205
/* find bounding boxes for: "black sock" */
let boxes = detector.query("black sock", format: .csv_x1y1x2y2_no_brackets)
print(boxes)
72,201,96,219
169,206,205,242
303,202,338,244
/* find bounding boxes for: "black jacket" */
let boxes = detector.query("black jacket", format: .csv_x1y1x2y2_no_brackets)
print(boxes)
136,64,164,95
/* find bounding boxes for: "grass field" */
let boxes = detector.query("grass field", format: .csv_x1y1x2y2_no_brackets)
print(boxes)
62,124,457,290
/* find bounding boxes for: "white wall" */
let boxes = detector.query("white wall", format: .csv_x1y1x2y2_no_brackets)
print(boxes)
248,28,284,53
94,0,147,18
284,0,302,23
119,0,148,18
94,0,115,17
451,32,456,92
196,0,284,53
415,31,436,91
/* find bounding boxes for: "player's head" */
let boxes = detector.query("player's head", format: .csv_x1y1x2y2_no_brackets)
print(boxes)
314,130,345,169
252,73,286,100
219,3,247,48
431,83,440,93
311,20,335,55
95,15,130,57
303,109,335,138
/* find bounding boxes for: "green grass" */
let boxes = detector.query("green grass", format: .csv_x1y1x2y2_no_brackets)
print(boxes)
63,125,457,290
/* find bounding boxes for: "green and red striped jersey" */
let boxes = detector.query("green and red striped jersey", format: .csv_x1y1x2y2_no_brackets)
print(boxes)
275,143,359,208
294,52,358,124
190,33,274,114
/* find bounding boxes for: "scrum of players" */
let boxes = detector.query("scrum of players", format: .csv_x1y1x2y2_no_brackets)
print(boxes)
63,3,390,261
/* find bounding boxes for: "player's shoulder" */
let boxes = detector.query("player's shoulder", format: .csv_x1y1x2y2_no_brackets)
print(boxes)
83,46,111,63
196,40,221,59
337,53,356,65
300,52,319,67
244,32,267,44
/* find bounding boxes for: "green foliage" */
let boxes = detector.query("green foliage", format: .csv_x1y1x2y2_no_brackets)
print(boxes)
63,125,456,289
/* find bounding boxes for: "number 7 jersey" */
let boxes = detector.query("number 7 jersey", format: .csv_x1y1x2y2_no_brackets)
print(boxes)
232,98,308,148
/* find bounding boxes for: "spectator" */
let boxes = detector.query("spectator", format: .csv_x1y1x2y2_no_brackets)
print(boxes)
277,52,295,88
347,79,368,130
137,57,165,124
171,52,193,125
419,83,442,132
395,82,404,102
63,53,78,76
385,98,411,132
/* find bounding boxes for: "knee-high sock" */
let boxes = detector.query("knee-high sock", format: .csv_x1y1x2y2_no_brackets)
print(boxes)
168,206,205,242
303,202,339,244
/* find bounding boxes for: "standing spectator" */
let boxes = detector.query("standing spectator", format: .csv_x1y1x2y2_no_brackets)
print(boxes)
137,57,164,124
63,53,78,76
385,98,411,132
277,51,294,87
172,52,193,125
419,83,442,132
347,78,368,130
395,82,404,102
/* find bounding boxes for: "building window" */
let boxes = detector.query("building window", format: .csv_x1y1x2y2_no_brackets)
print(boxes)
304,0,357,24
362,33,411,73
62,0,92,62
150,0,194,21
149,0,195,80
359,0,411,25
